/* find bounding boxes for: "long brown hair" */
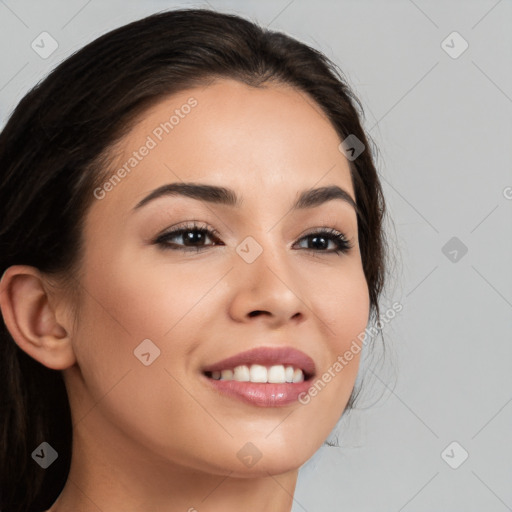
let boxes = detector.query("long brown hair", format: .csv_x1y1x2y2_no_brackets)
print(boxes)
0,8,387,510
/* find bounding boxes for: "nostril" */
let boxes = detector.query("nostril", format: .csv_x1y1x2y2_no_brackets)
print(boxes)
248,310,266,318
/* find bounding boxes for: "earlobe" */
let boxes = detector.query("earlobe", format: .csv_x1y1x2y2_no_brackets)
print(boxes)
0,265,76,370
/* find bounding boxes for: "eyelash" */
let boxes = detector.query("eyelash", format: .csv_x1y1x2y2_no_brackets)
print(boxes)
154,221,353,255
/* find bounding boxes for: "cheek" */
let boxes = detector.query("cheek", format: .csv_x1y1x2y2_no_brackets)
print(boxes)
314,261,370,352
330,280,370,353
68,261,219,463
69,251,203,405
307,263,370,403
81,249,217,341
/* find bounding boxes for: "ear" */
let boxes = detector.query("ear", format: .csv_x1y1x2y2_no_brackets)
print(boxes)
0,265,76,370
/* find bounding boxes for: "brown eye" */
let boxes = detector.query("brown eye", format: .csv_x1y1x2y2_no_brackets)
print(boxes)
294,228,352,255
155,222,223,252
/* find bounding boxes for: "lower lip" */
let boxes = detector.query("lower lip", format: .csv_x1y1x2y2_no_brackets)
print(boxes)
202,375,313,407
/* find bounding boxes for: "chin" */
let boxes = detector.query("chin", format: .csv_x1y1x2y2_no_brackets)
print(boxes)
227,454,309,479
237,438,321,477
187,439,318,478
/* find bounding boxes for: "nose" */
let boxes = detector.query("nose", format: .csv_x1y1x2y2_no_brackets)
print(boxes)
227,241,307,328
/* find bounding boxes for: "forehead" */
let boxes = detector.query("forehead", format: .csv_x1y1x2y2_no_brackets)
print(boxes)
91,78,355,218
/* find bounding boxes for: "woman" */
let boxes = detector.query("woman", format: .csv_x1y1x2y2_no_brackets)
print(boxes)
0,8,387,511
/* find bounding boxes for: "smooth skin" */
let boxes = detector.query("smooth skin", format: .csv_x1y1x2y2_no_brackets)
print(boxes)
0,78,370,511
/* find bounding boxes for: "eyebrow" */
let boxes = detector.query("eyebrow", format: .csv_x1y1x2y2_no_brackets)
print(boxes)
132,182,359,215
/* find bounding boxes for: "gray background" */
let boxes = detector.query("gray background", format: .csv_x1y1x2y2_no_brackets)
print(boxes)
1,0,511,510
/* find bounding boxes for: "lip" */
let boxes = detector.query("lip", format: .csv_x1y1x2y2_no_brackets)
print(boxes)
202,378,313,407
201,346,316,377
200,346,316,408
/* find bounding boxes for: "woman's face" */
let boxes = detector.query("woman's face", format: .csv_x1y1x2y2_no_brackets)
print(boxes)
66,78,370,477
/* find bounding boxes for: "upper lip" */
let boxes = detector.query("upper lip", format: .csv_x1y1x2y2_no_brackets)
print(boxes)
202,346,316,378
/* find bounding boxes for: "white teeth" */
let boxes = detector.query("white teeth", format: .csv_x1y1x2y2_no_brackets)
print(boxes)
212,364,305,383
233,365,250,382
220,369,233,380
267,365,286,383
292,368,304,383
249,364,267,383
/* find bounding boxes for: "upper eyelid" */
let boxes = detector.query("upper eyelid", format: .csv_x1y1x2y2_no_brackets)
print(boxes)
157,223,348,237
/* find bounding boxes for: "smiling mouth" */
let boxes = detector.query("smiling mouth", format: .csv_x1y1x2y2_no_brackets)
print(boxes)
203,364,312,384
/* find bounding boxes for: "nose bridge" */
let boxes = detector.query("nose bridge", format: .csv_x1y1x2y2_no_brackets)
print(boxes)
236,227,291,287
228,229,306,323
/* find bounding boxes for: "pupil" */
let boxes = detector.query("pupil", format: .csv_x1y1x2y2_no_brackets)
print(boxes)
310,236,327,250
185,230,204,245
